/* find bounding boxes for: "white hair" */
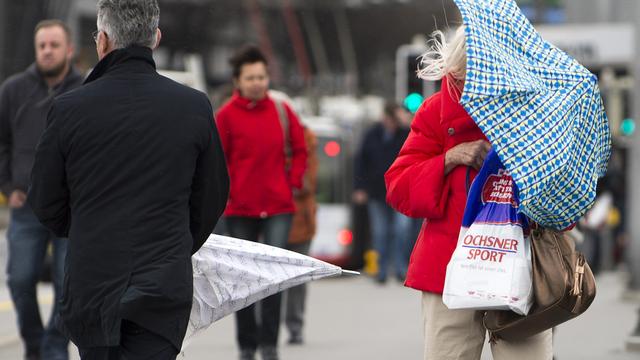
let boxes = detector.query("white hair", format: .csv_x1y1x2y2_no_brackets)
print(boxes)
417,26,467,86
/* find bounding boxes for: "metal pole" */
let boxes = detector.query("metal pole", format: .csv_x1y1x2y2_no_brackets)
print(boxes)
629,0,640,293
534,0,545,23
625,0,640,352
0,0,5,81
281,0,313,85
301,10,330,77
333,6,358,94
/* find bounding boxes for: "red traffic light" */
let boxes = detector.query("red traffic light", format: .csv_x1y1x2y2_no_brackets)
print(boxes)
338,229,353,246
324,141,341,157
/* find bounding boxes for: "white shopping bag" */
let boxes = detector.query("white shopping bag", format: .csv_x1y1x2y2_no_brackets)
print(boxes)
443,149,533,315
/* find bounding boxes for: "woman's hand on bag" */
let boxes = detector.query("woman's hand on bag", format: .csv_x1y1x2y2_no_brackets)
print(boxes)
444,140,491,174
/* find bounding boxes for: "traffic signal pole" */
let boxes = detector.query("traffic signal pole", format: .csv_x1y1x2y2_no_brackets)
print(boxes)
626,1,640,351
395,42,438,113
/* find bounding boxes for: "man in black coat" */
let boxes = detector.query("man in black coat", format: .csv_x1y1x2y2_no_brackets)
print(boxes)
27,0,229,358
0,19,82,360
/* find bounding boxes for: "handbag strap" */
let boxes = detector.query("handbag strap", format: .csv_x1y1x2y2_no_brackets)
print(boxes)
274,99,292,160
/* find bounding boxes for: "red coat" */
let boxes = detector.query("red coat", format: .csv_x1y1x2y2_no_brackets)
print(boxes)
216,92,307,217
385,78,487,293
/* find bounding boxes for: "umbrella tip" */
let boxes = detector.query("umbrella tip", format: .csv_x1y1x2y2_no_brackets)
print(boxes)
341,270,361,276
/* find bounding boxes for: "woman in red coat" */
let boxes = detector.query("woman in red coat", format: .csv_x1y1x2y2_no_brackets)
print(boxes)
385,28,553,359
216,46,307,360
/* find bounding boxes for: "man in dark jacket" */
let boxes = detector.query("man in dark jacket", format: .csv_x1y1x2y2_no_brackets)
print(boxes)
0,19,82,360
353,102,412,284
27,1,229,359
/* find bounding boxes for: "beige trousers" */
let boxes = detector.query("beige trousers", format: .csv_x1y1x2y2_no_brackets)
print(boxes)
422,292,553,360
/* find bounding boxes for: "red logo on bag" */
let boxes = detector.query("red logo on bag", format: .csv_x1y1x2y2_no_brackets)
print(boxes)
481,169,517,207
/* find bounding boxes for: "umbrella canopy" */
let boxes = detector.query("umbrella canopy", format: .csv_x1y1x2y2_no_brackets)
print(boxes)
454,0,611,230
184,234,351,348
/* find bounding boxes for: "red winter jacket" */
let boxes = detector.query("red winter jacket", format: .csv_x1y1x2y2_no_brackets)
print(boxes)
385,78,488,293
216,92,307,218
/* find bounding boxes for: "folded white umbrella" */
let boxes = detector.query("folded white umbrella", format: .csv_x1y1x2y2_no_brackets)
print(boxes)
183,234,357,347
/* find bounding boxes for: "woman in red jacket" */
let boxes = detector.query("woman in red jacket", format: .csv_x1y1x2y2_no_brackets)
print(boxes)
216,46,307,360
385,27,553,359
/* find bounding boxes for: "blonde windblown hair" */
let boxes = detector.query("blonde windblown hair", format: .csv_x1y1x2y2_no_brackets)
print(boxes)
418,26,467,88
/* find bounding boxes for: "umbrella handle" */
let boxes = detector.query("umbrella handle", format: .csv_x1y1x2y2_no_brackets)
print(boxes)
341,270,361,276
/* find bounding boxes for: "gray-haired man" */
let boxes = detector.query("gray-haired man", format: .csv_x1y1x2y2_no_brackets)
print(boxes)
27,1,229,359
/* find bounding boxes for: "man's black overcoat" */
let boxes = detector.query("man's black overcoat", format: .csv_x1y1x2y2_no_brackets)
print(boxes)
28,46,229,350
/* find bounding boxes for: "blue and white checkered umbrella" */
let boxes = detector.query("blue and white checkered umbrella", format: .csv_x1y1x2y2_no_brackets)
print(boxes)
454,0,611,230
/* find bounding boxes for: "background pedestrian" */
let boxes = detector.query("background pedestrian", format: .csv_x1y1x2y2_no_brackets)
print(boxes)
0,19,81,360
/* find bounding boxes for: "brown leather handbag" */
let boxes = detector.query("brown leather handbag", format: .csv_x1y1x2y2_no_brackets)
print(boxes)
483,227,596,341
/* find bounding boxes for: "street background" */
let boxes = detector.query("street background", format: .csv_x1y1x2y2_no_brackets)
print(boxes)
1,0,640,359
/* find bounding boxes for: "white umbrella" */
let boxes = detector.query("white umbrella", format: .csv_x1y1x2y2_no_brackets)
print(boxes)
183,234,358,347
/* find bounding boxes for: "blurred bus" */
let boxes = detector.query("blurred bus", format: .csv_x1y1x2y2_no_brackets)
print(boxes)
304,116,369,270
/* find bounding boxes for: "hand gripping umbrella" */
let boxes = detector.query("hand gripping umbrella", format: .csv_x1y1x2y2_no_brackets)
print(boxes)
453,0,611,229
183,234,358,348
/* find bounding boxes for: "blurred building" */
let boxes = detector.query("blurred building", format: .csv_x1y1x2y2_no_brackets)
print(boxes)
0,0,577,98
564,0,635,23
0,0,460,98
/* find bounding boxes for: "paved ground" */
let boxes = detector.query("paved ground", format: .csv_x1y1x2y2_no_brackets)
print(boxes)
0,210,638,359
0,270,637,359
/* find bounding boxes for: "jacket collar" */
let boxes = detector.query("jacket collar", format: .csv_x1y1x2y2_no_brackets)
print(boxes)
84,46,156,85
231,90,271,110
439,76,469,122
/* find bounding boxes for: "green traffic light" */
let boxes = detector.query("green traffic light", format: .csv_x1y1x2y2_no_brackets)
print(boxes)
404,92,424,114
621,118,635,136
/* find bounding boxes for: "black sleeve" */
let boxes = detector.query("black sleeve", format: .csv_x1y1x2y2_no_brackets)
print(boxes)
189,110,230,254
27,104,71,237
353,130,371,191
0,82,14,197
